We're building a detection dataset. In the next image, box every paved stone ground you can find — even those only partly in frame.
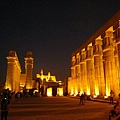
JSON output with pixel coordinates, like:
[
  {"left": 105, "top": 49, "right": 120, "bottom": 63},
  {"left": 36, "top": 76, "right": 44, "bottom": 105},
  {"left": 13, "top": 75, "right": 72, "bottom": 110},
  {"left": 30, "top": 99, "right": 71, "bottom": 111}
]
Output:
[{"left": 0, "top": 96, "right": 114, "bottom": 120}]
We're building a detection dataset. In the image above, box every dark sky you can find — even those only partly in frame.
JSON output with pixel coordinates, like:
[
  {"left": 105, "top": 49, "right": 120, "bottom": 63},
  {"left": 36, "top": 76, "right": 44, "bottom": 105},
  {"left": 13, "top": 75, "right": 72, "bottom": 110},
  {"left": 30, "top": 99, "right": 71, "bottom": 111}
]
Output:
[{"left": 0, "top": 0, "right": 120, "bottom": 83}]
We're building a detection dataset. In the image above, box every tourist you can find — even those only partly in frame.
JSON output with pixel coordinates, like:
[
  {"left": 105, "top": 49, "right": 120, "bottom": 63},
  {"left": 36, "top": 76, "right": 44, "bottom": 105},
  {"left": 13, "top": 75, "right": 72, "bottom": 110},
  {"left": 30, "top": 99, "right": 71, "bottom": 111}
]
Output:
[
  {"left": 17, "top": 92, "right": 20, "bottom": 103},
  {"left": 1, "top": 97, "right": 10, "bottom": 120},
  {"left": 79, "top": 93, "right": 84, "bottom": 105},
  {"left": 108, "top": 105, "right": 120, "bottom": 120},
  {"left": 110, "top": 90, "right": 114, "bottom": 105},
  {"left": 11, "top": 92, "right": 15, "bottom": 102}
]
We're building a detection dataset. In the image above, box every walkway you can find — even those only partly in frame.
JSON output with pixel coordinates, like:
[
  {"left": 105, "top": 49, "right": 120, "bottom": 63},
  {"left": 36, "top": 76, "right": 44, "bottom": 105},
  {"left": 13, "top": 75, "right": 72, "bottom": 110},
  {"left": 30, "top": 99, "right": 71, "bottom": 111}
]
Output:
[{"left": 0, "top": 96, "right": 114, "bottom": 120}]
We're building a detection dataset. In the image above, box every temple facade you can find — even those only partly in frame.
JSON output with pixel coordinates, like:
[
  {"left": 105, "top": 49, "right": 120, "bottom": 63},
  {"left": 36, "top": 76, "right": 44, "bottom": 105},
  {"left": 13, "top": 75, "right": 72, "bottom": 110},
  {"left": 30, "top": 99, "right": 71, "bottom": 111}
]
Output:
[
  {"left": 68, "top": 10, "right": 120, "bottom": 98},
  {"left": 5, "top": 50, "right": 35, "bottom": 92},
  {"left": 5, "top": 51, "right": 63, "bottom": 96}
]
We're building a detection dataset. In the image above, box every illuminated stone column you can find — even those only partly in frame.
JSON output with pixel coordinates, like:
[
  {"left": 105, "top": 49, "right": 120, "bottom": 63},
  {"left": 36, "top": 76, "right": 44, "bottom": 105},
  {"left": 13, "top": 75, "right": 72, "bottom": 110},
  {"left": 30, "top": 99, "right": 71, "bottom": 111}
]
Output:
[
  {"left": 75, "top": 53, "right": 80, "bottom": 94},
  {"left": 79, "top": 56, "right": 82, "bottom": 94},
  {"left": 74, "top": 61, "right": 79, "bottom": 95},
  {"left": 94, "top": 56, "right": 100, "bottom": 96},
  {"left": 70, "top": 56, "right": 76, "bottom": 94},
  {"left": 6, "top": 51, "right": 21, "bottom": 92},
  {"left": 114, "top": 20, "right": 120, "bottom": 93},
  {"left": 86, "top": 44, "right": 95, "bottom": 96},
  {"left": 94, "top": 55, "right": 105, "bottom": 96},
  {"left": 25, "top": 52, "right": 34, "bottom": 90},
  {"left": 68, "top": 77, "right": 72, "bottom": 94},
  {"left": 80, "top": 49, "right": 87, "bottom": 94},
  {"left": 70, "top": 67, "right": 76, "bottom": 94},
  {"left": 93, "top": 37, "right": 105, "bottom": 96},
  {"left": 117, "top": 44, "right": 120, "bottom": 81},
  {"left": 102, "top": 27, "right": 119, "bottom": 97},
  {"left": 68, "top": 77, "right": 75, "bottom": 95},
  {"left": 114, "top": 45, "right": 120, "bottom": 95},
  {"left": 80, "top": 63, "right": 85, "bottom": 93},
  {"left": 86, "top": 58, "right": 95, "bottom": 96}
]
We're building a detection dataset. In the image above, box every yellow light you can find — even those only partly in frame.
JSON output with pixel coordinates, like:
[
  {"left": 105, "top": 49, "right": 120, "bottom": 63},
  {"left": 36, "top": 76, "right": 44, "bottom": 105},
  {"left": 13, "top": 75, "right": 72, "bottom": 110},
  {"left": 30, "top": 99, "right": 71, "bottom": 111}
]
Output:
[
  {"left": 70, "top": 93, "right": 74, "bottom": 96},
  {"left": 95, "top": 84, "right": 99, "bottom": 95},
  {"left": 57, "top": 88, "right": 63, "bottom": 96},
  {"left": 104, "top": 96, "right": 108, "bottom": 98},
  {"left": 75, "top": 87, "right": 78, "bottom": 95},
  {"left": 47, "top": 88, "right": 52, "bottom": 96},
  {"left": 71, "top": 87, "right": 74, "bottom": 95},
  {"left": 93, "top": 95, "right": 97, "bottom": 98},
  {"left": 5, "top": 84, "right": 11, "bottom": 90},
  {"left": 33, "top": 90, "right": 38, "bottom": 93},
  {"left": 87, "top": 86, "right": 90, "bottom": 95},
  {"left": 106, "top": 84, "right": 110, "bottom": 96},
  {"left": 74, "top": 94, "right": 77, "bottom": 96},
  {"left": 20, "top": 84, "right": 24, "bottom": 87}
]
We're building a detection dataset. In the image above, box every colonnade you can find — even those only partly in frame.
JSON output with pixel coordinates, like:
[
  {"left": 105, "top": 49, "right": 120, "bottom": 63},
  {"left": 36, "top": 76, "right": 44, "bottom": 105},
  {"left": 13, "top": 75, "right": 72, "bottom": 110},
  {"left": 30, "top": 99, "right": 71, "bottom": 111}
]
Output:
[{"left": 68, "top": 11, "right": 120, "bottom": 98}]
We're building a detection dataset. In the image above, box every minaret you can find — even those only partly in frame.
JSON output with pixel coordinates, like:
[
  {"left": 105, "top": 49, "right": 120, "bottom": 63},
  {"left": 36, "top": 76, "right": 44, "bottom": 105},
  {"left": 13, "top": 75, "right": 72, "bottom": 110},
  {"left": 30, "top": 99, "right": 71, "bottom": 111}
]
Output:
[{"left": 24, "top": 52, "right": 34, "bottom": 90}]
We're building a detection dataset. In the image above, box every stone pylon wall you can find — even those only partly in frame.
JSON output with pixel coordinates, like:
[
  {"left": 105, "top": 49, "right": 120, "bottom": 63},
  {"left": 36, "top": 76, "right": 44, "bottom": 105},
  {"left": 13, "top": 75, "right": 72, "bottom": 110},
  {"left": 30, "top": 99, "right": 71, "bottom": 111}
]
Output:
[
  {"left": 68, "top": 10, "right": 120, "bottom": 98},
  {"left": 24, "top": 52, "right": 34, "bottom": 90},
  {"left": 5, "top": 51, "right": 21, "bottom": 92}
]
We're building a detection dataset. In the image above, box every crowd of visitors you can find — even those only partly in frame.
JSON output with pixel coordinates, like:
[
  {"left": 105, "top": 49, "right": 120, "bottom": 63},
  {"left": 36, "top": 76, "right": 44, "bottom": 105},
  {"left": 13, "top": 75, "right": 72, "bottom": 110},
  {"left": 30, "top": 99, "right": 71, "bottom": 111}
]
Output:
[
  {"left": 0, "top": 90, "right": 28, "bottom": 120},
  {"left": 2, "top": 89, "right": 120, "bottom": 120}
]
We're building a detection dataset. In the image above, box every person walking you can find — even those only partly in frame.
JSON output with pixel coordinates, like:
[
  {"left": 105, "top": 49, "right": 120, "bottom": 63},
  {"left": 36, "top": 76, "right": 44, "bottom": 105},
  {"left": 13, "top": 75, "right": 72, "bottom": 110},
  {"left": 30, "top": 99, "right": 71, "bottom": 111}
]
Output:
[
  {"left": 11, "top": 92, "right": 15, "bottom": 102},
  {"left": 79, "top": 93, "right": 84, "bottom": 105},
  {"left": 1, "top": 97, "right": 10, "bottom": 120},
  {"left": 110, "top": 90, "right": 114, "bottom": 105},
  {"left": 17, "top": 92, "right": 20, "bottom": 103}
]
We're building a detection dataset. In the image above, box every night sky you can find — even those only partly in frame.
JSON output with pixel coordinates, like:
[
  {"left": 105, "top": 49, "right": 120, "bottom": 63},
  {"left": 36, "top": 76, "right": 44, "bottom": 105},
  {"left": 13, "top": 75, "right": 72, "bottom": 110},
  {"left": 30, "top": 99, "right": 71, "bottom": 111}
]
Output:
[{"left": 0, "top": 1, "right": 120, "bottom": 83}]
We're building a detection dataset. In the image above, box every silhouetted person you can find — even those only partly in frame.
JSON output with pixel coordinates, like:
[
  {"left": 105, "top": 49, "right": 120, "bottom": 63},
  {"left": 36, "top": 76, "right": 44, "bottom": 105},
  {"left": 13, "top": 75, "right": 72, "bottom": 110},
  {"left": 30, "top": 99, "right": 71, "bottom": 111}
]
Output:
[
  {"left": 1, "top": 97, "right": 10, "bottom": 120},
  {"left": 79, "top": 94, "right": 84, "bottom": 105},
  {"left": 110, "top": 90, "right": 114, "bottom": 105},
  {"left": 109, "top": 105, "right": 120, "bottom": 120},
  {"left": 17, "top": 92, "right": 20, "bottom": 103},
  {"left": 11, "top": 92, "right": 15, "bottom": 102}
]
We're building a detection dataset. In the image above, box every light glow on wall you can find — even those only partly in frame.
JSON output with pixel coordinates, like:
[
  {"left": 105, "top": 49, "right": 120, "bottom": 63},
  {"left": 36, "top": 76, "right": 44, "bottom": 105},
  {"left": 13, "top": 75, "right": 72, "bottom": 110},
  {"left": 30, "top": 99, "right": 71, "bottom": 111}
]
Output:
[
  {"left": 47, "top": 88, "right": 52, "bottom": 96},
  {"left": 106, "top": 84, "right": 110, "bottom": 96},
  {"left": 95, "top": 84, "right": 99, "bottom": 95},
  {"left": 93, "top": 95, "right": 97, "bottom": 98},
  {"left": 57, "top": 88, "right": 63, "bottom": 96},
  {"left": 5, "top": 84, "right": 11, "bottom": 91},
  {"left": 75, "top": 87, "right": 78, "bottom": 95},
  {"left": 104, "top": 96, "right": 108, "bottom": 98},
  {"left": 80, "top": 89, "right": 83, "bottom": 95},
  {"left": 71, "top": 87, "right": 74, "bottom": 95},
  {"left": 86, "top": 86, "right": 90, "bottom": 95}
]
